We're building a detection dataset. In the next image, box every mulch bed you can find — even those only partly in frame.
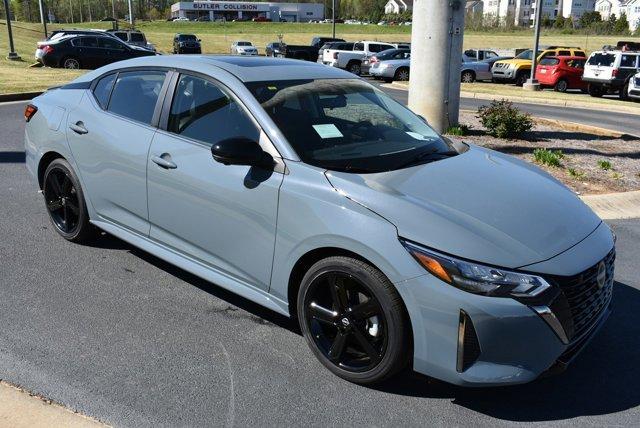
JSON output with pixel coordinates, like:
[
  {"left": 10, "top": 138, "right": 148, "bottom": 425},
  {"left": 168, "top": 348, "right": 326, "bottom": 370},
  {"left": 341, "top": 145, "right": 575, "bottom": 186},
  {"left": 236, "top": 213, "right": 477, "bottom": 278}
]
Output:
[{"left": 450, "top": 111, "right": 640, "bottom": 195}]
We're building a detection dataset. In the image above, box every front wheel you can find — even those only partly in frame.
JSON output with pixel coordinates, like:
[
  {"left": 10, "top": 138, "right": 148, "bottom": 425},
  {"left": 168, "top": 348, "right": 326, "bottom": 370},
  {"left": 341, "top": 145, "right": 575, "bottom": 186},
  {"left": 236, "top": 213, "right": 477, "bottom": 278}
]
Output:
[
  {"left": 297, "top": 256, "right": 410, "bottom": 384},
  {"left": 42, "top": 158, "right": 97, "bottom": 243},
  {"left": 347, "top": 61, "right": 362, "bottom": 75},
  {"left": 461, "top": 70, "right": 475, "bottom": 83},
  {"left": 515, "top": 71, "right": 529, "bottom": 87}
]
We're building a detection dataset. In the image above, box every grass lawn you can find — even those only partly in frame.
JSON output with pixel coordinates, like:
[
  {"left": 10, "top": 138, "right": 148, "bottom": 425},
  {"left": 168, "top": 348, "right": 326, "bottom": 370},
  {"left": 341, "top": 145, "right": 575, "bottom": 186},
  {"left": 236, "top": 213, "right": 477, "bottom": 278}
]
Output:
[{"left": 1, "top": 20, "right": 638, "bottom": 94}]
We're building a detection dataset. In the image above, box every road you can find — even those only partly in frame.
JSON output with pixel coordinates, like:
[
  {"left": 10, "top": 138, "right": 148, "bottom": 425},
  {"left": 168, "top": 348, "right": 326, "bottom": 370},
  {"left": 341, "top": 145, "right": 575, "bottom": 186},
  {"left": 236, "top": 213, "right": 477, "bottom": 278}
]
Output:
[
  {"left": 375, "top": 83, "right": 640, "bottom": 137},
  {"left": 1, "top": 99, "right": 639, "bottom": 427}
]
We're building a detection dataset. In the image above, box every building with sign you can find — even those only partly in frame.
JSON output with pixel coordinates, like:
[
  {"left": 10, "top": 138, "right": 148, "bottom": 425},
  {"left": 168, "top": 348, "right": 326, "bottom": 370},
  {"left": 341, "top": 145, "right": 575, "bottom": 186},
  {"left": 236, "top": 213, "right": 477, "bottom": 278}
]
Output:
[{"left": 170, "top": 1, "right": 324, "bottom": 22}]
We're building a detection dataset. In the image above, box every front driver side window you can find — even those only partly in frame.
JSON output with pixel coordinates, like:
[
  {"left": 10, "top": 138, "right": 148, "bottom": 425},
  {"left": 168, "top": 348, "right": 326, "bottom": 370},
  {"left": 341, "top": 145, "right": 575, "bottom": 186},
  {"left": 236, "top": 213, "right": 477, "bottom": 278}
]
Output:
[{"left": 167, "top": 74, "right": 260, "bottom": 146}]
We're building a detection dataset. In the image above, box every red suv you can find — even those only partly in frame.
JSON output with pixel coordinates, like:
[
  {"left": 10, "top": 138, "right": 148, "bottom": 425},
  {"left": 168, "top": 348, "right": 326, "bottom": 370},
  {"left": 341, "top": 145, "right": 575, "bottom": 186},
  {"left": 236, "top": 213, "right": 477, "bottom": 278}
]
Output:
[{"left": 536, "top": 56, "right": 588, "bottom": 92}]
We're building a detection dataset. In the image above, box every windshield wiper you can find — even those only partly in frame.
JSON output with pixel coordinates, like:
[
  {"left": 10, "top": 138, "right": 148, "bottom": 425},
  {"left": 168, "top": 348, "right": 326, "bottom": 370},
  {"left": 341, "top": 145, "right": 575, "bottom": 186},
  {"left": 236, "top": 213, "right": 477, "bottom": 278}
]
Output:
[{"left": 395, "top": 150, "right": 458, "bottom": 170}]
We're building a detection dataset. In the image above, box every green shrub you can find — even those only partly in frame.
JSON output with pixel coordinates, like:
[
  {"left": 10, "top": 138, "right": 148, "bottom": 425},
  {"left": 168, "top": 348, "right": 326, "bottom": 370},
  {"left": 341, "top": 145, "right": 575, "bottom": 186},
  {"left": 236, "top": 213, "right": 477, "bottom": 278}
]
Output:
[
  {"left": 568, "top": 168, "right": 585, "bottom": 179},
  {"left": 477, "top": 100, "right": 533, "bottom": 139},
  {"left": 598, "top": 160, "right": 612, "bottom": 170},
  {"left": 533, "top": 148, "right": 564, "bottom": 167},
  {"left": 445, "top": 124, "right": 470, "bottom": 136}
]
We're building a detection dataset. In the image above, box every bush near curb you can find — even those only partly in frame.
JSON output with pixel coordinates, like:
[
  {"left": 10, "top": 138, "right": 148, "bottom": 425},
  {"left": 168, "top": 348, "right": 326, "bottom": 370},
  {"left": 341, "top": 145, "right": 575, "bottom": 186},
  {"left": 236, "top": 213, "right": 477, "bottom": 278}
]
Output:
[{"left": 477, "top": 100, "right": 533, "bottom": 139}]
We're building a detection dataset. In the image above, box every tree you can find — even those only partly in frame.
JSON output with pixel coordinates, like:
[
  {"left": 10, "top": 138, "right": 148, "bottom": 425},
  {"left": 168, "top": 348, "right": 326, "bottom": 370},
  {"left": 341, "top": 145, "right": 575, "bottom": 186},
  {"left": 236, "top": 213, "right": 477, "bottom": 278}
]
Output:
[
  {"left": 554, "top": 15, "right": 565, "bottom": 29},
  {"left": 614, "top": 12, "right": 630, "bottom": 34},
  {"left": 541, "top": 14, "right": 552, "bottom": 28},
  {"left": 579, "top": 11, "right": 602, "bottom": 28},
  {"left": 564, "top": 16, "right": 574, "bottom": 30}
]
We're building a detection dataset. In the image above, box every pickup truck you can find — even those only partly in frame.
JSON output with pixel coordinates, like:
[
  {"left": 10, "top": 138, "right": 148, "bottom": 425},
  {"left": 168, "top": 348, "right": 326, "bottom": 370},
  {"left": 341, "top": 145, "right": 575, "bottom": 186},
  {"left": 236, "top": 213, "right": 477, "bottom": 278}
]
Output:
[
  {"left": 283, "top": 37, "right": 345, "bottom": 61},
  {"left": 321, "top": 40, "right": 397, "bottom": 75}
]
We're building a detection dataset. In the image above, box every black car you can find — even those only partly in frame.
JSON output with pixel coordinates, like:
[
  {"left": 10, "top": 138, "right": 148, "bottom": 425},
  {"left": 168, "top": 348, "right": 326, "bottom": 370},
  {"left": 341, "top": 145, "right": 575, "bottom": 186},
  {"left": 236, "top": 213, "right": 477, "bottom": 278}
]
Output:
[
  {"left": 39, "top": 34, "right": 156, "bottom": 69},
  {"left": 265, "top": 41, "right": 285, "bottom": 57},
  {"left": 173, "top": 34, "right": 202, "bottom": 54}
]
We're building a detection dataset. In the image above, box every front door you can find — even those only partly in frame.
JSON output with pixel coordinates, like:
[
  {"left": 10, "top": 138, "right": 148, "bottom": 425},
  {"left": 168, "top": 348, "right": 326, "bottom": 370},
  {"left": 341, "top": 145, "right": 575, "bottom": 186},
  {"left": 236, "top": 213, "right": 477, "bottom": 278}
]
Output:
[
  {"left": 67, "top": 69, "right": 168, "bottom": 235},
  {"left": 146, "top": 74, "right": 283, "bottom": 290}
]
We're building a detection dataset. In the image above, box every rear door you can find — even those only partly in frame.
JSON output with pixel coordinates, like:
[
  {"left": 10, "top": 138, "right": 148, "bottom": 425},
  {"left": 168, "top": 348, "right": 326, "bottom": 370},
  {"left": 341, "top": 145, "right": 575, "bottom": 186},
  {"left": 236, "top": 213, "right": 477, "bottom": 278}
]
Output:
[
  {"left": 146, "top": 73, "right": 284, "bottom": 290},
  {"left": 66, "top": 69, "right": 169, "bottom": 235}
]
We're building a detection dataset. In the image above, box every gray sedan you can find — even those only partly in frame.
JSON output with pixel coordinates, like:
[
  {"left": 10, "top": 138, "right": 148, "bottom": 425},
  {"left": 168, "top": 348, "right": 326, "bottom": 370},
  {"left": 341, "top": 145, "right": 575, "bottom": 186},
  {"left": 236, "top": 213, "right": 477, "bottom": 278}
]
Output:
[
  {"left": 25, "top": 55, "right": 614, "bottom": 387},
  {"left": 370, "top": 58, "right": 493, "bottom": 83}
]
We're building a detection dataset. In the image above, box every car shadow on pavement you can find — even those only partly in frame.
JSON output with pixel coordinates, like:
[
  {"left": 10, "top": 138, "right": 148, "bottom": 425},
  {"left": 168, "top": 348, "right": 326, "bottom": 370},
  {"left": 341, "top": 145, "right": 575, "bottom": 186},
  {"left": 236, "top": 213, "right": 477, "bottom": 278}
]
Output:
[{"left": 376, "top": 281, "right": 640, "bottom": 422}]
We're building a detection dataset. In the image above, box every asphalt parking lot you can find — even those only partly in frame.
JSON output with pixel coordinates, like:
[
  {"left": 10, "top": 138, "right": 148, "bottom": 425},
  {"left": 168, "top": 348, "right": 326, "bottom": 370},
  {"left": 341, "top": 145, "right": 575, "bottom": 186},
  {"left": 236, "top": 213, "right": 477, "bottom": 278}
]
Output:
[{"left": 1, "top": 99, "right": 640, "bottom": 426}]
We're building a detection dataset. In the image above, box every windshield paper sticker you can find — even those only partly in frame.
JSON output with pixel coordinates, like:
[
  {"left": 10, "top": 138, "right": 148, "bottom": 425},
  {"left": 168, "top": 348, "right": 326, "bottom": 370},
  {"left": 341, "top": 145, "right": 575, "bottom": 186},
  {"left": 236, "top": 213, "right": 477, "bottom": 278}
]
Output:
[
  {"left": 313, "top": 124, "right": 344, "bottom": 139},
  {"left": 406, "top": 131, "right": 429, "bottom": 140}
]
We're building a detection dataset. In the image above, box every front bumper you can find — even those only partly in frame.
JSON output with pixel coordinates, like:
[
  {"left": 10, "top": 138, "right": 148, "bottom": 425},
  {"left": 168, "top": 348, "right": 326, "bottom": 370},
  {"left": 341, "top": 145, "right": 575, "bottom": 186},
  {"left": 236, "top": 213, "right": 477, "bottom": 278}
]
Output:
[
  {"left": 491, "top": 69, "right": 516, "bottom": 82},
  {"left": 178, "top": 47, "right": 202, "bottom": 54},
  {"left": 628, "top": 81, "right": 640, "bottom": 99},
  {"left": 397, "top": 222, "right": 615, "bottom": 387}
]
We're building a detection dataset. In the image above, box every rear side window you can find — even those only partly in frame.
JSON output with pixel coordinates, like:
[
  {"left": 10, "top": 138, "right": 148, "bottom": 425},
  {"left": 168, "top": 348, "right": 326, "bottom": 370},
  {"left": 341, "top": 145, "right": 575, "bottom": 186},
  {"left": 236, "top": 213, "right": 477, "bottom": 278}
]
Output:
[
  {"left": 558, "top": 50, "right": 571, "bottom": 56},
  {"left": 108, "top": 71, "right": 166, "bottom": 125},
  {"left": 620, "top": 54, "right": 638, "bottom": 68},
  {"left": 354, "top": 43, "right": 364, "bottom": 51},
  {"left": 573, "top": 51, "right": 586, "bottom": 57},
  {"left": 113, "top": 32, "right": 127, "bottom": 41},
  {"left": 539, "top": 58, "right": 559, "bottom": 66},
  {"left": 74, "top": 37, "right": 98, "bottom": 47},
  {"left": 93, "top": 73, "right": 116, "bottom": 108},
  {"left": 167, "top": 74, "right": 260, "bottom": 146},
  {"left": 587, "top": 53, "right": 615, "bottom": 66},
  {"left": 130, "top": 33, "right": 144, "bottom": 42},
  {"left": 99, "top": 37, "right": 125, "bottom": 50}
]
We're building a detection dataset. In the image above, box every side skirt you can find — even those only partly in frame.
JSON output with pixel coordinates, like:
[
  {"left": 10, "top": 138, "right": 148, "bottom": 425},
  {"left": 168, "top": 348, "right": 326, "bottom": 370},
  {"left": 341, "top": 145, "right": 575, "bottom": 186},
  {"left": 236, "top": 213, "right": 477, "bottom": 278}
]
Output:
[{"left": 91, "top": 219, "right": 290, "bottom": 317}]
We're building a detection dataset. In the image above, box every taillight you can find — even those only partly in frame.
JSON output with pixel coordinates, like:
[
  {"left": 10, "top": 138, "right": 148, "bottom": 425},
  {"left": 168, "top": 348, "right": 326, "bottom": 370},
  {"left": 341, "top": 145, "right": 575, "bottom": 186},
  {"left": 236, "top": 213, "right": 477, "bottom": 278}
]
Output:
[
  {"left": 333, "top": 52, "right": 339, "bottom": 60},
  {"left": 24, "top": 104, "right": 38, "bottom": 122},
  {"left": 612, "top": 68, "right": 618, "bottom": 77},
  {"left": 371, "top": 56, "right": 378, "bottom": 63},
  {"left": 41, "top": 45, "right": 54, "bottom": 55}
]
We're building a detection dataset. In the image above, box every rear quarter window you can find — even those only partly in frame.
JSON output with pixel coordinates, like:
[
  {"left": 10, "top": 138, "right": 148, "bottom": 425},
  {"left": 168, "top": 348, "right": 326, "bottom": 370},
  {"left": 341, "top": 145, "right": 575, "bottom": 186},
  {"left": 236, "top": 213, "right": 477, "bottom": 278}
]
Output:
[
  {"left": 587, "top": 53, "right": 616, "bottom": 67},
  {"left": 93, "top": 74, "right": 117, "bottom": 109},
  {"left": 539, "top": 58, "right": 559, "bottom": 66},
  {"left": 620, "top": 54, "right": 639, "bottom": 68}
]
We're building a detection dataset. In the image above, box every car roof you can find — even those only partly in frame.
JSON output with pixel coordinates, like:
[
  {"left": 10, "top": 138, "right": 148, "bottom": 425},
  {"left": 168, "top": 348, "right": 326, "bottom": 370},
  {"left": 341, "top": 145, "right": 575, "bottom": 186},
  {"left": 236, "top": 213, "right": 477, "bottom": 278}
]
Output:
[{"left": 73, "top": 55, "right": 356, "bottom": 83}]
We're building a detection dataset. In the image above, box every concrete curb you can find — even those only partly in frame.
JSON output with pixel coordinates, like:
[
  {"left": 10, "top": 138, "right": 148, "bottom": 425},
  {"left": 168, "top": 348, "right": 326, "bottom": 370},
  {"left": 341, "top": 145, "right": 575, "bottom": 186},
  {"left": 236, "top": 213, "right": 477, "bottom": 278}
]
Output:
[
  {"left": 386, "top": 82, "right": 640, "bottom": 116},
  {"left": 581, "top": 190, "right": 640, "bottom": 220},
  {"left": 0, "top": 92, "right": 43, "bottom": 103},
  {"left": 0, "top": 380, "right": 107, "bottom": 427}
]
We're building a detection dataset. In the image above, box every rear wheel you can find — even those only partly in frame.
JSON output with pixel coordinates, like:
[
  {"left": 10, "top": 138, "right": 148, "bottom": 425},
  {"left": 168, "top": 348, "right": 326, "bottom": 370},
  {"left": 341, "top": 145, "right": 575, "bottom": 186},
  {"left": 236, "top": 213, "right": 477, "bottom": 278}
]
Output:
[
  {"left": 42, "top": 158, "right": 97, "bottom": 243},
  {"left": 62, "top": 57, "right": 80, "bottom": 69},
  {"left": 394, "top": 67, "right": 410, "bottom": 82},
  {"left": 619, "top": 82, "right": 630, "bottom": 101},
  {"left": 554, "top": 79, "right": 569, "bottom": 93},
  {"left": 297, "top": 256, "right": 410, "bottom": 384},
  {"left": 347, "top": 61, "right": 362, "bottom": 75},
  {"left": 588, "top": 83, "right": 603, "bottom": 97},
  {"left": 461, "top": 70, "right": 475, "bottom": 83}
]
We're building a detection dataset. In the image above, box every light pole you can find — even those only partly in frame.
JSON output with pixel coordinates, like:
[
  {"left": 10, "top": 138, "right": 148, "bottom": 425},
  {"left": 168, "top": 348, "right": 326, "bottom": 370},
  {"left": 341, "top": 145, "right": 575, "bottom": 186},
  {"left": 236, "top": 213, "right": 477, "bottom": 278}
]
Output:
[
  {"left": 408, "top": 0, "right": 465, "bottom": 132},
  {"left": 127, "top": 0, "right": 133, "bottom": 25},
  {"left": 524, "top": 0, "right": 543, "bottom": 91},
  {"left": 3, "top": 0, "right": 21, "bottom": 60},
  {"left": 38, "top": 0, "right": 48, "bottom": 38},
  {"left": 331, "top": 0, "right": 336, "bottom": 38}
]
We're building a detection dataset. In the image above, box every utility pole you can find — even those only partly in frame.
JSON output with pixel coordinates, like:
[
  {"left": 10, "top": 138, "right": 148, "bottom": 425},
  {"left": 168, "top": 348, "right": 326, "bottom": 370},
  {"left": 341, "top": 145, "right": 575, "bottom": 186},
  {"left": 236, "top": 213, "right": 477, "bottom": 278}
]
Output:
[
  {"left": 3, "top": 0, "right": 21, "bottom": 60},
  {"left": 524, "top": 0, "right": 543, "bottom": 91},
  {"left": 112, "top": 0, "right": 115, "bottom": 20},
  {"left": 331, "top": 0, "right": 335, "bottom": 38},
  {"left": 38, "top": 0, "right": 48, "bottom": 38},
  {"left": 408, "top": 0, "right": 466, "bottom": 133}
]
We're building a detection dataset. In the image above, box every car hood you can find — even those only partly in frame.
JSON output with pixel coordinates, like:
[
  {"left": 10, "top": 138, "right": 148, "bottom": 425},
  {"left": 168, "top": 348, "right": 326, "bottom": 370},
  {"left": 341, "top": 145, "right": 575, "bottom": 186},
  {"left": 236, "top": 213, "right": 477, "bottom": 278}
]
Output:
[{"left": 324, "top": 145, "right": 601, "bottom": 269}]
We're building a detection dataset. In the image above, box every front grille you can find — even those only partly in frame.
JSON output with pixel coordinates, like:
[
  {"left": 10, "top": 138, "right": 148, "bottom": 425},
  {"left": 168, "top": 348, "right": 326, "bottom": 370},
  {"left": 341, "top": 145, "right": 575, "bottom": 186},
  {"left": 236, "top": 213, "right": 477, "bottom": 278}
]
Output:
[{"left": 551, "top": 248, "right": 615, "bottom": 342}]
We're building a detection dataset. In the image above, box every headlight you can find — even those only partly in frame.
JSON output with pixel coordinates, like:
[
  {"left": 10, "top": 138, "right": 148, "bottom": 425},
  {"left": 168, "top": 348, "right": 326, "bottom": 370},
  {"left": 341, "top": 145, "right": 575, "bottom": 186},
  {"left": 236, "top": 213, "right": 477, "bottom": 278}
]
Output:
[{"left": 401, "top": 240, "right": 551, "bottom": 298}]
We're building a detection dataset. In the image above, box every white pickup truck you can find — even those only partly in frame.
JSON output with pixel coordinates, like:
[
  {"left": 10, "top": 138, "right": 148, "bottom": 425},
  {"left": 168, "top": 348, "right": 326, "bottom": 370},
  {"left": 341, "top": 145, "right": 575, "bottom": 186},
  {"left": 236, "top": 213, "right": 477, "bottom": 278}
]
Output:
[{"left": 321, "top": 40, "right": 397, "bottom": 75}]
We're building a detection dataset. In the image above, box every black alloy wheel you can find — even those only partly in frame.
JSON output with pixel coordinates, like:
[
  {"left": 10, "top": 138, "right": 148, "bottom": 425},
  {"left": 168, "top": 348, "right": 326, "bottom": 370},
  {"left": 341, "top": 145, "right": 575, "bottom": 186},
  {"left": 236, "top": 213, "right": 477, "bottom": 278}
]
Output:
[
  {"left": 42, "top": 158, "right": 97, "bottom": 243},
  {"left": 298, "top": 257, "right": 410, "bottom": 384}
]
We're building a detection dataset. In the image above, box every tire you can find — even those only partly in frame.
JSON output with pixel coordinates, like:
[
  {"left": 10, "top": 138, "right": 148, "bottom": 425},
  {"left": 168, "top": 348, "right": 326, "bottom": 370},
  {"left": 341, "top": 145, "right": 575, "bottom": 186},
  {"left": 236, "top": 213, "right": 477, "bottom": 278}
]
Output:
[
  {"left": 42, "top": 158, "right": 97, "bottom": 243},
  {"left": 62, "top": 57, "right": 80, "bottom": 70},
  {"left": 619, "top": 82, "right": 630, "bottom": 101},
  {"left": 515, "top": 71, "right": 529, "bottom": 87},
  {"left": 588, "top": 83, "right": 603, "bottom": 97},
  {"left": 297, "top": 256, "right": 410, "bottom": 384},
  {"left": 347, "top": 61, "right": 362, "bottom": 75},
  {"left": 461, "top": 70, "right": 475, "bottom": 83},
  {"left": 554, "top": 79, "right": 569, "bottom": 93},
  {"left": 394, "top": 67, "right": 410, "bottom": 82}
]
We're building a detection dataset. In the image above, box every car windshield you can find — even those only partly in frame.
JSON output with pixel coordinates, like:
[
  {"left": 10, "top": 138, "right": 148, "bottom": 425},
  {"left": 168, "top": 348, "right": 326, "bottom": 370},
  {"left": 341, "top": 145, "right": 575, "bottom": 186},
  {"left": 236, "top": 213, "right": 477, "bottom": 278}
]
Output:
[
  {"left": 587, "top": 53, "right": 616, "bottom": 66},
  {"left": 180, "top": 35, "right": 197, "bottom": 41},
  {"left": 515, "top": 50, "right": 542, "bottom": 60},
  {"left": 130, "top": 33, "right": 144, "bottom": 42},
  {"left": 246, "top": 79, "right": 462, "bottom": 173},
  {"left": 237, "top": 42, "right": 252, "bottom": 46}
]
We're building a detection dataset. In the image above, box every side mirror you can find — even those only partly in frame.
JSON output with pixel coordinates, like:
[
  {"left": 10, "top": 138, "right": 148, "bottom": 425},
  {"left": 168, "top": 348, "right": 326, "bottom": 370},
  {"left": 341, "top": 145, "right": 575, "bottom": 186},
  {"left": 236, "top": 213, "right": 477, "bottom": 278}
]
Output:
[{"left": 211, "top": 137, "right": 272, "bottom": 167}]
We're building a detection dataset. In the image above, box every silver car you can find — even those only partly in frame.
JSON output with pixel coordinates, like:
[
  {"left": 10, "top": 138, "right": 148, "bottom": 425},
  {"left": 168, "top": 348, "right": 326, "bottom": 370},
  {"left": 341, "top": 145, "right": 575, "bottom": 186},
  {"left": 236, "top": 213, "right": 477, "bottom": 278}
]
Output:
[
  {"left": 369, "top": 57, "right": 410, "bottom": 82},
  {"left": 461, "top": 60, "right": 493, "bottom": 83},
  {"left": 230, "top": 40, "right": 258, "bottom": 56},
  {"left": 629, "top": 71, "right": 640, "bottom": 101},
  {"left": 25, "top": 56, "right": 615, "bottom": 386}
]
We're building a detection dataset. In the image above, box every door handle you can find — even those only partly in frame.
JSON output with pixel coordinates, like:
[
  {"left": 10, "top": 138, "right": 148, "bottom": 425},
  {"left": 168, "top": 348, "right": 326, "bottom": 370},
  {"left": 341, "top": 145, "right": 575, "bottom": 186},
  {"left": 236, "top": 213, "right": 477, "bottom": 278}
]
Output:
[
  {"left": 69, "top": 121, "right": 88, "bottom": 135},
  {"left": 151, "top": 154, "right": 177, "bottom": 169}
]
